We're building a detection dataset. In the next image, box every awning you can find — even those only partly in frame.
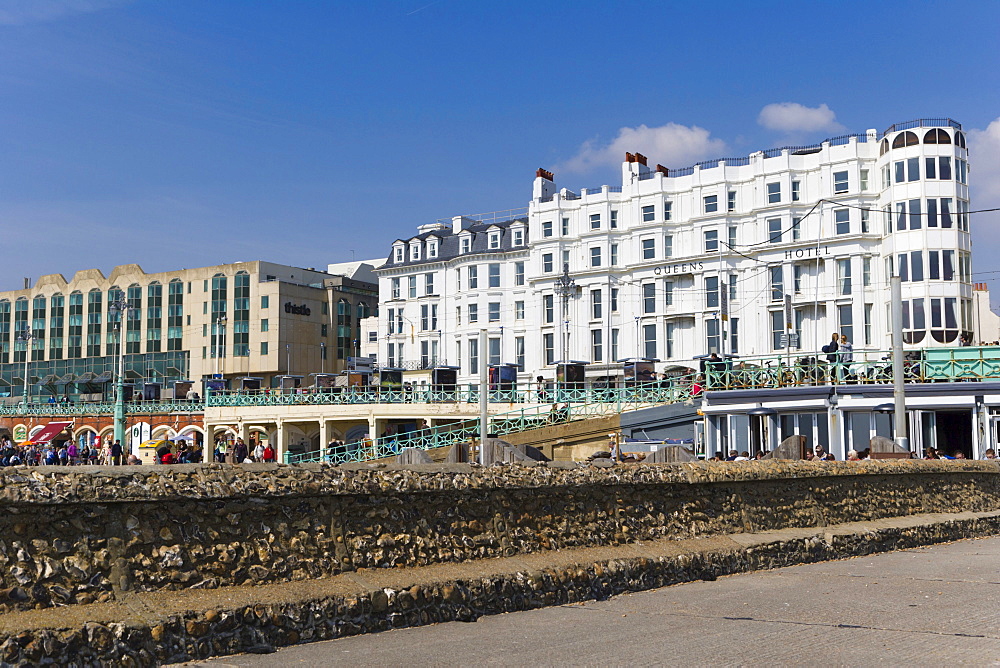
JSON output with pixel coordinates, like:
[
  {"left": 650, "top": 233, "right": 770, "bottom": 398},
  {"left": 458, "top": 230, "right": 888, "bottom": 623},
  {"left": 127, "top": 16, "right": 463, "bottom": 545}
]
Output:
[
  {"left": 36, "top": 374, "right": 60, "bottom": 386},
  {"left": 93, "top": 371, "right": 114, "bottom": 384},
  {"left": 76, "top": 372, "right": 98, "bottom": 384},
  {"left": 24, "top": 421, "right": 73, "bottom": 445},
  {"left": 57, "top": 373, "right": 77, "bottom": 384}
]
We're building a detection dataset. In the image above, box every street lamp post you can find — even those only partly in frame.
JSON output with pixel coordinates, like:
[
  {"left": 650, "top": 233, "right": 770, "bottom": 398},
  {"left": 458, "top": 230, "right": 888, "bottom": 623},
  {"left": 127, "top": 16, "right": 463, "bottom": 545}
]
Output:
[
  {"left": 18, "top": 328, "right": 33, "bottom": 404},
  {"left": 108, "top": 299, "right": 132, "bottom": 448},
  {"left": 320, "top": 341, "right": 326, "bottom": 374},
  {"left": 215, "top": 314, "right": 227, "bottom": 378}
]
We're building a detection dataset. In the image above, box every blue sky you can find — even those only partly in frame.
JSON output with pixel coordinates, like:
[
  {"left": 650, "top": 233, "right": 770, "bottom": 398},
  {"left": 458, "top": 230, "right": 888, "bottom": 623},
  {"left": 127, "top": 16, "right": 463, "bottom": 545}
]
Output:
[{"left": 2, "top": 0, "right": 1000, "bottom": 298}]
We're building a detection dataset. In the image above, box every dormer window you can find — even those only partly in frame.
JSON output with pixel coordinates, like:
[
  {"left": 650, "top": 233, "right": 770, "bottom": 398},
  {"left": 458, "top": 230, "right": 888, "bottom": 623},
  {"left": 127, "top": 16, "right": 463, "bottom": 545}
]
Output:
[
  {"left": 393, "top": 245, "right": 404, "bottom": 263},
  {"left": 512, "top": 228, "right": 525, "bottom": 246},
  {"left": 410, "top": 243, "right": 421, "bottom": 261},
  {"left": 460, "top": 235, "right": 471, "bottom": 254},
  {"left": 428, "top": 239, "right": 438, "bottom": 258},
  {"left": 489, "top": 232, "right": 501, "bottom": 249}
]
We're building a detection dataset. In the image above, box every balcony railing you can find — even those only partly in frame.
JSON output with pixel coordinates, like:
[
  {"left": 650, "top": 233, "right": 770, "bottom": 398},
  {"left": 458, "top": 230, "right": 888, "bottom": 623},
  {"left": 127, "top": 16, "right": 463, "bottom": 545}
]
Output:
[
  {"left": 0, "top": 401, "right": 205, "bottom": 417},
  {"left": 701, "top": 346, "right": 1000, "bottom": 391}
]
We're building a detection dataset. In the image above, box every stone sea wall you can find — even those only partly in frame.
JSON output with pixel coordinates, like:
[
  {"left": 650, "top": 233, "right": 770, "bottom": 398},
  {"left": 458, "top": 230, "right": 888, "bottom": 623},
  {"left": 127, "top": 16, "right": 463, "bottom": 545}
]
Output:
[{"left": 0, "top": 460, "right": 998, "bottom": 613}]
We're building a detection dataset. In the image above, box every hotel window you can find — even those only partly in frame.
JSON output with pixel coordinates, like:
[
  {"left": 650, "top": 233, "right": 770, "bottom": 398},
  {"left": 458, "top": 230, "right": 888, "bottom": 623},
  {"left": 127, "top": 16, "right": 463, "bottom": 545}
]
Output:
[
  {"left": 924, "top": 157, "right": 937, "bottom": 180},
  {"left": 643, "top": 324, "right": 657, "bottom": 359},
  {"left": 611, "top": 287, "right": 619, "bottom": 312},
  {"left": 728, "top": 274, "right": 737, "bottom": 301},
  {"left": 408, "top": 276, "right": 417, "bottom": 298},
  {"left": 610, "top": 243, "right": 619, "bottom": 266},
  {"left": 543, "top": 294, "right": 554, "bottom": 323},
  {"left": 860, "top": 169, "right": 869, "bottom": 191},
  {"left": 420, "top": 305, "right": 429, "bottom": 330},
  {"left": 261, "top": 342, "right": 268, "bottom": 356},
  {"left": 561, "top": 217, "right": 570, "bottom": 235},
  {"left": 515, "top": 300, "right": 525, "bottom": 320},
  {"left": 767, "top": 182, "right": 780, "bottom": 204},
  {"left": 591, "top": 330, "right": 603, "bottom": 362},
  {"left": 391, "top": 278, "right": 400, "bottom": 300},
  {"left": 838, "top": 259, "right": 852, "bottom": 295},
  {"left": 591, "top": 289, "right": 603, "bottom": 319},
  {"left": 704, "top": 229, "right": 719, "bottom": 253},
  {"left": 261, "top": 295, "right": 269, "bottom": 309},
  {"left": 863, "top": 257, "right": 872, "bottom": 286},
  {"left": 543, "top": 333, "right": 554, "bottom": 365},
  {"left": 428, "top": 240, "right": 438, "bottom": 258},
  {"left": 861, "top": 208, "right": 870, "bottom": 233},
  {"left": 770, "top": 312, "right": 784, "bottom": 350},
  {"left": 727, "top": 191, "right": 736, "bottom": 212},
  {"left": 907, "top": 157, "right": 919, "bottom": 182},
  {"left": 707, "top": 318, "right": 721, "bottom": 354},
  {"left": 791, "top": 180, "right": 800, "bottom": 202},
  {"left": 642, "top": 283, "right": 656, "bottom": 314},
  {"left": 515, "top": 336, "right": 525, "bottom": 371},
  {"left": 514, "top": 261, "right": 525, "bottom": 286},
  {"left": 705, "top": 276, "right": 719, "bottom": 309},
  {"left": 488, "top": 337, "right": 500, "bottom": 365},
  {"left": 793, "top": 265, "right": 803, "bottom": 294},
  {"left": 728, "top": 226, "right": 736, "bottom": 249},
  {"left": 894, "top": 161, "right": 904, "bottom": 184},
  {"left": 468, "top": 303, "right": 478, "bottom": 323},
  {"left": 488, "top": 302, "right": 500, "bottom": 322},
  {"left": 908, "top": 199, "right": 921, "bottom": 230},
  {"left": 664, "top": 280, "right": 674, "bottom": 307},
  {"left": 941, "top": 198, "right": 953, "bottom": 228},
  {"left": 641, "top": 205, "right": 655, "bottom": 222},
  {"left": 664, "top": 235, "right": 673, "bottom": 258},
  {"left": 512, "top": 228, "right": 524, "bottom": 246},
  {"left": 261, "top": 318, "right": 269, "bottom": 332},
  {"left": 468, "top": 265, "right": 478, "bottom": 288},
  {"left": 910, "top": 251, "right": 924, "bottom": 282},
  {"left": 542, "top": 221, "right": 553, "bottom": 237},
  {"left": 926, "top": 199, "right": 938, "bottom": 227},
  {"left": 394, "top": 246, "right": 404, "bottom": 263},
  {"left": 542, "top": 253, "right": 553, "bottom": 273},
  {"left": 488, "top": 263, "right": 500, "bottom": 288},
  {"left": 562, "top": 250, "right": 570, "bottom": 269},
  {"left": 460, "top": 236, "right": 471, "bottom": 254},
  {"left": 611, "top": 328, "right": 619, "bottom": 361},
  {"left": 833, "top": 171, "right": 848, "bottom": 194},
  {"left": 488, "top": 232, "right": 500, "bottom": 249},
  {"left": 590, "top": 213, "right": 601, "bottom": 230},
  {"left": 835, "top": 208, "right": 850, "bottom": 235},
  {"left": 864, "top": 304, "right": 873, "bottom": 345},
  {"left": 939, "top": 157, "right": 952, "bottom": 180},
  {"left": 591, "top": 246, "right": 602, "bottom": 267},
  {"left": 641, "top": 238, "right": 655, "bottom": 260},
  {"left": 767, "top": 218, "right": 782, "bottom": 243},
  {"left": 410, "top": 244, "right": 420, "bottom": 261},
  {"left": 792, "top": 216, "right": 801, "bottom": 240},
  {"left": 469, "top": 338, "right": 479, "bottom": 375},
  {"left": 882, "top": 164, "right": 891, "bottom": 189},
  {"left": 610, "top": 210, "right": 618, "bottom": 228},
  {"left": 838, "top": 304, "right": 853, "bottom": 344},
  {"left": 425, "top": 273, "right": 435, "bottom": 295},
  {"left": 770, "top": 266, "right": 783, "bottom": 301},
  {"left": 703, "top": 195, "right": 718, "bottom": 213},
  {"left": 663, "top": 201, "right": 672, "bottom": 221}
]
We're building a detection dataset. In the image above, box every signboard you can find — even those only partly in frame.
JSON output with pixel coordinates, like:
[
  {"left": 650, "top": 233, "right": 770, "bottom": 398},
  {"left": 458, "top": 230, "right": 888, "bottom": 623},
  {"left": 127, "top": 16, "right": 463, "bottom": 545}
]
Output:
[
  {"left": 129, "top": 421, "right": 151, "bottom": 452},
  {"left": 12, "top": 425, "right": 27, "bottom": 442},
  {"left": 784, "top": 294, "right": 793, "bottom": 329},
  {"left": 624, "top": 361, "right": 656, "bottom": 386},
  {"left": 349, "top": 356, "right": 374, "bottom": 371}
]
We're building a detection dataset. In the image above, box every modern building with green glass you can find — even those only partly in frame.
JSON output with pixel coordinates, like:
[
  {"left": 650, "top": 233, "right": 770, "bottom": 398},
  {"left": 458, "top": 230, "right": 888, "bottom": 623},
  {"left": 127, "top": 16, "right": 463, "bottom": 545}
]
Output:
[{"left": 0, "top": 261, "right": 376, "bottom": 402}]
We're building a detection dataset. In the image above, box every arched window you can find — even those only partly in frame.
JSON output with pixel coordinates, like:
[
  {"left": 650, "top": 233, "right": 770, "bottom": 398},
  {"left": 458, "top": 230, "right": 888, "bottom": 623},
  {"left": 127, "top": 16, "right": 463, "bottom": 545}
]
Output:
[
  {"left": 923, "top": 129, "right": 951, "bottom": 144},
  {"left": 891, "top": 131, "right": 919, "bottom": 149},
  {"left": 955, "top": 131, "right": 967, "bottom": 149},
  {"left": 880, "top": 138, "right": 889, "bottom": 155},
  {"left": 356, "top": 301, "right": 370, "bottom": 320}
]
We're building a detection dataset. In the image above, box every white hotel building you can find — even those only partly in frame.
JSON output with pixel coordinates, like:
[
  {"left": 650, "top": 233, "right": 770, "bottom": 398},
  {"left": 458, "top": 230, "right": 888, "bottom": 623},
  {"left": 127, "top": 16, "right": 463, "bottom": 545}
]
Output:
[{"left": 377, "top": 119, "right": 975, "bottom": 385}]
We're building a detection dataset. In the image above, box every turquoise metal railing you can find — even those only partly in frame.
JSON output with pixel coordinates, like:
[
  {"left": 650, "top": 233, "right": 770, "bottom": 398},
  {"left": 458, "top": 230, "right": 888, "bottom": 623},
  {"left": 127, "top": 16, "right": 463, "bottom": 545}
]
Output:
[
  {"left": 0, "top": 401, "right": 205, "bottom": 417},
  {"left": 285, "top": 383, "right": 697, "bottom": 465},
  {"left": 702, "top": 346, "right": 1000, "bottom": 391}
]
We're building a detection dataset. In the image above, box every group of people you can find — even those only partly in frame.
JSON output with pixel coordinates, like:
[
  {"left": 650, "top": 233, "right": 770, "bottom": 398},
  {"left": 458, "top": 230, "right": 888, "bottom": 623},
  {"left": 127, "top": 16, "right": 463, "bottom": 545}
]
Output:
[
  {"left": 0, "top": 434, "right": 135, "bottom": 466},
  {"left": 212, "top": 437, "right": 275, "bottom": 464}
]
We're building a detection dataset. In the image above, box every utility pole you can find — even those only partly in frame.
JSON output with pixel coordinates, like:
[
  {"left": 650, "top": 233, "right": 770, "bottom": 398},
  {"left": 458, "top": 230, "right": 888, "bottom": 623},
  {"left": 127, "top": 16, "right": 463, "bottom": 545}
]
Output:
[
  {"left": 18, "top": 328, "right": 33, "bottom": 404},
  {"left": 555, "top": 263, "right": 576, "bottom": 362},
  {"left": 108, "top": 299, "right": 132, "bottom": 449},
  {"left": 890, "top": 276, "right": 908, "bottom": 450}
]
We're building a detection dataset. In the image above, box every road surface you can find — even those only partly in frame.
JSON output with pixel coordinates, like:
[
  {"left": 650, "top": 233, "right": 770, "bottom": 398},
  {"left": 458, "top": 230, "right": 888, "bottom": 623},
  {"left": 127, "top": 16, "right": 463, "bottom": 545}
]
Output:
[{"left": 186, "top": 536, "right": 1000, "bottom": 666}]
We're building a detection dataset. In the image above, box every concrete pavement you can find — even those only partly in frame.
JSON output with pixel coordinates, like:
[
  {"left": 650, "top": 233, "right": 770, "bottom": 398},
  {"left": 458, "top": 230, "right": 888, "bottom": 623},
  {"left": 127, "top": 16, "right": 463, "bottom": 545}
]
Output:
[{"left": 186, "top": 535, "right": 1000, "bottom": 666}]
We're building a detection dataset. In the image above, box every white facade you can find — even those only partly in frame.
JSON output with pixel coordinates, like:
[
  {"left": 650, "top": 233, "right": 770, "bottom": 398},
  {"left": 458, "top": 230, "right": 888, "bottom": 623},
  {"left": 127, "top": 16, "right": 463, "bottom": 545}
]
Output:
[{"left": 378, "top": 119, "right": 975, "bottom": 385}]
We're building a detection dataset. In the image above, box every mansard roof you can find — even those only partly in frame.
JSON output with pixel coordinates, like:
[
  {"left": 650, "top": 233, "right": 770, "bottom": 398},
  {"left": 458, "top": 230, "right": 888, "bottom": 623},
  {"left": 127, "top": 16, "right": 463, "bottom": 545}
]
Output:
[{"left": 381, "top": 217, "right": 528, "bottom": 269}]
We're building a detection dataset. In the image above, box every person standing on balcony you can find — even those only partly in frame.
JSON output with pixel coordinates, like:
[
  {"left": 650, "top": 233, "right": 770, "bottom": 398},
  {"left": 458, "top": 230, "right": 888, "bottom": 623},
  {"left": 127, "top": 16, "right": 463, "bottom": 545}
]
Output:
[
  {"left": 822, "top": 332, "right": 840, "bottom": 382},
  {"left": 839, "top": 334, "right": 854, "bottom": 381}
]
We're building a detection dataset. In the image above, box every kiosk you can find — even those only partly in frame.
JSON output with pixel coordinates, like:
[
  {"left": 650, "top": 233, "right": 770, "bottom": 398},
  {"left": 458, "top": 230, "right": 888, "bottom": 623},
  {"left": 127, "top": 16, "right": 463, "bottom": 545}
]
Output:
[
  {"left": 488, "top": 364, "right": 519, "bottom": 392},
  {"left": 621, "top": 358, "right": 658, "bottom": 387},
  {"left": 555, "top": 361, "right": 588, "bottom": 390},
  {"left": 235, "top": 377, "right": 263, "bottom": 391},
  {"left": 378, "top": 368, "right": 404, "bottom": 392},
  {"left": 431, "top": 366, "right": 459, "bottom": 396}
]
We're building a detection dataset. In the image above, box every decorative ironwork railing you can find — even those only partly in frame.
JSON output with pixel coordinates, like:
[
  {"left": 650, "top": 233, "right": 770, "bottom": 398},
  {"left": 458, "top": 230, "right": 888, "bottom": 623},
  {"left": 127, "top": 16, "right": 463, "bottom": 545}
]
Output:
[
  {"left": 284, "top": 383, "right": 698, "bottom": 465},
  {"left": 0, "top": 401, "right": 205, "bottom": 417},
  {"left": 700, "top": 346, "right": 1000, "bottom": 391}
]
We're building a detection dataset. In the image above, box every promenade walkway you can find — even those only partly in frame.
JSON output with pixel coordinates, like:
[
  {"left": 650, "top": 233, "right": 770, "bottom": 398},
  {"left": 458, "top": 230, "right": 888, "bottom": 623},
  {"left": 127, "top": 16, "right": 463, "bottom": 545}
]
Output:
[{"left": 190, "top": 534, "right": 1000, "bottom": 666}]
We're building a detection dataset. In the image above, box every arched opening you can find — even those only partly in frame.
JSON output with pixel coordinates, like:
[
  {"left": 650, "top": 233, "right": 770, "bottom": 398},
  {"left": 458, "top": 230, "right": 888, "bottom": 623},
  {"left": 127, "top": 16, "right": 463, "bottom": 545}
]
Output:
[
  {"left": 923, "top": 128, "right": 951, "bottom": 144},
  {"left": 892, "top": 131, "right": 919, "bottom": 149}
]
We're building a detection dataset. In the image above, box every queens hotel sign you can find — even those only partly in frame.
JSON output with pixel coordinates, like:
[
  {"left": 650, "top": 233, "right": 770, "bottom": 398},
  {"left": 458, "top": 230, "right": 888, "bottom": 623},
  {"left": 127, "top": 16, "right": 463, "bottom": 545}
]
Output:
[{"left": 651, "top": 245, "right": 832, "bottom": 276}]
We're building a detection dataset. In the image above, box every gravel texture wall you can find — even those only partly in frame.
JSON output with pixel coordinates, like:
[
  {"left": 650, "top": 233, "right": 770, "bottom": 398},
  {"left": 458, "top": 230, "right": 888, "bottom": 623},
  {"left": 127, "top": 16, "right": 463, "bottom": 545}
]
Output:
[{"left": 0, "top": 459, "right": 998, "bottom": 615}]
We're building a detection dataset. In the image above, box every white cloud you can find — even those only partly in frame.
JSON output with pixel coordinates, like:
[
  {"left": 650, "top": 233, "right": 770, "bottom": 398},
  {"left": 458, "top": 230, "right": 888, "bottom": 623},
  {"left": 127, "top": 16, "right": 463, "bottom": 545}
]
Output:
[
  {"left": 0, "top": 0, "right": 128, "bottom": 26},
  {"left": 967, "top": 118, "right": 1000, "bottom": 304},
  {"left": 559, "top": 122, "right": 727, "bottom": 174},
  {"left": 757, "top": 102, "right": 845, "bottom": 134}
]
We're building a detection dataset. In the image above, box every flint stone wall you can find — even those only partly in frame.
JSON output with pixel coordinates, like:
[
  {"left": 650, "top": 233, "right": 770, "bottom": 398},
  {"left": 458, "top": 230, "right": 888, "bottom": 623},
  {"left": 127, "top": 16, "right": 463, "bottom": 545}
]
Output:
[{"left": 0, "top": 459, "right": 998, "bottom": 612}]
